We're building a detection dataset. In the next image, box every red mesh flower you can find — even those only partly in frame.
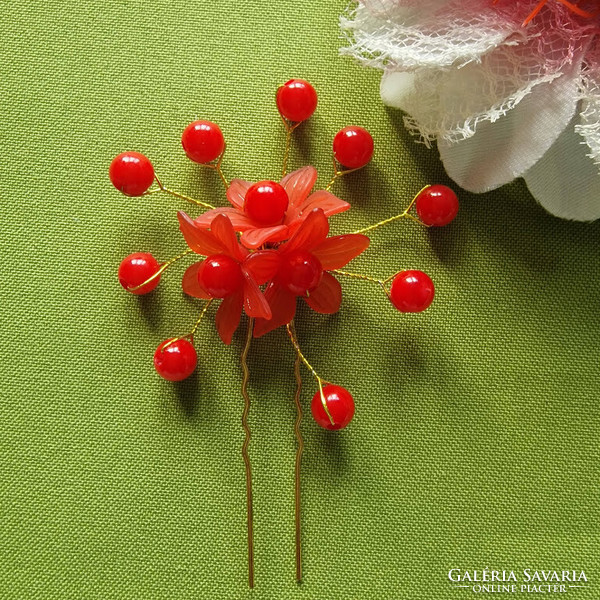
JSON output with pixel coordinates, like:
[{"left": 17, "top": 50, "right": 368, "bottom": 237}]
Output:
[
  {"left": 193, "top": 166, "right": 350, "bottom": 249},
  {"left": 178, "top": 212, "right": 272, "bottom": 344},
  {"left": 252, "top": 208, "right": 370, "bottom": 337}
]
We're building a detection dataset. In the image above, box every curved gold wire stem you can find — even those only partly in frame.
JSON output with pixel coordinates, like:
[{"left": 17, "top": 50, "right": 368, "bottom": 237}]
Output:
[
  {"left": 325, "top": 155, "right": 361, "bottom": 192},
  {"left": 351, "top": 185, "right": 431, "bottom": 234},
  {"left": 278, "top": 100, "right": 301, "bottom": 178},
  {"left": 241, "top": 317, "right": 255, "bottom": 588},
  {"left": 127, "top": 248, "right": 196, "bottom": 292},
  {"left": 144, "top": 173, "right": 216, "bottom": 210},
  {"left": 332, "top": 269, "right": 401, "bottom": 298},
  {"left": 159, "top": 299, "right": 214, "bottom": 351},
  {"left": 290, "top": 321, "right": 303, "bottom": 583},
  {"left": 285, "top": 323, "right": 334, "bottom": 426},
  {"left": 198, "top": 144, "right": 229, "bottom": 190}
]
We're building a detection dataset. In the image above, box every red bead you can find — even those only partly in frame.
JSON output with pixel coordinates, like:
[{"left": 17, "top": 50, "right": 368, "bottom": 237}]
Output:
[
  {"left": 181, "top": 120, "right": 225, "bottom": 164},
  {"left": 390, "top": 270, "right": 435, "bottom": 313},
  {"left": 276, "top": 79, "right": 318, "bottom": 122},
  {"left": 311, "top": 385, "right": 355, "bottom": 430},
  {"left": 109, "top": 152, "right": 154, "bottom": 196},
  {"left": 244, "top": 181, "right": 289, "bottom": 225},
  {"left": 154, "top": 338, "right": 197, "bottom": 381},
  {"left": 198, "top": 254, "right": 243, "bottom": 298},
  {"left": 333, "top": 126, "right": 374, "bottom": 169},
  {"left": 118, "top": 252, "right": 161, "bottom": 295},
  {"left": 278, "top": 250, "right": 322, "bottom": 296},
  {"left": 415, "top": 185, "right": 459, "bottom": 226}
]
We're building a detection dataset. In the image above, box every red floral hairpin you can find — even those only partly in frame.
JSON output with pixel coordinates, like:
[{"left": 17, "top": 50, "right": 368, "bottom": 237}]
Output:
[{"left": 111, "top": 78, "right": 459, "bottom": 587}]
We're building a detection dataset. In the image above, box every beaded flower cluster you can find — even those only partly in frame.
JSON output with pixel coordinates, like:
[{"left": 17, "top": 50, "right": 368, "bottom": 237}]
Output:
[{"left": 111, "top": 78, "right": 458, "bottom": 586}]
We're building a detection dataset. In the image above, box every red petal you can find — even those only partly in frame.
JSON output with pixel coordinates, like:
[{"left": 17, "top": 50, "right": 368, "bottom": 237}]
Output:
[
  {"left": 182, "top": 261, "right": 211, "bottom": 298},
  {"left": 240, "top": 225, "right": 289, "bottom": 249},
  {"left": 242, "top": 271, "right": 272, "bottom": 320},
  {"left": 194, "top": 207, "right": 255, "bottom": 231},
  {"left": 227, "top": 179, "right": 252, "bottom": 210},
  {"left": 281, "top": 208, "right": 329, "bottom": 254},
  {"left": 178, "top": 211, "right": 225, "bottom": 256},
  {"left": 215, "top": 291, "right": 243, "bottom": 345},
  {"left": 243, "top": 250, "right": 281, "bottom": 284},
  {"left": 298, "top": 190, "right": 350, "bottom": 218},
  {"left": 281, "top": 166, "right": 317, "bottom": 209},
  {"left": 253, "top": 282, "right": 297, "bottom": 337},
  {"left": 210, "top": 213, "right": 247, "bottom": 262},
  {"left": 312, "top": 234, "right": 370, "bottom": 270},
  {"left": 304, "top": 272, "right": 342, "bottom": 314}
]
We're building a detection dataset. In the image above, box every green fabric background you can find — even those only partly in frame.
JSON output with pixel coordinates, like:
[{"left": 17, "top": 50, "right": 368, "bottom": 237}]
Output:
[{"left": 1, "top": 1, "right": 599, "bottom": 598}]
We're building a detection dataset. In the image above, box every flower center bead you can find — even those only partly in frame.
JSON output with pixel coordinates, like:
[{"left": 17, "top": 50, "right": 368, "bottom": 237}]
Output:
[
  {"left": 244, "top": 181, "right": 289, "bottom": 226},
  {"left": 198, "top": 254, "right": 244, "bottom": 298},
  {"left": 278, "top": 250, "right": 323, "bottom": 296}
]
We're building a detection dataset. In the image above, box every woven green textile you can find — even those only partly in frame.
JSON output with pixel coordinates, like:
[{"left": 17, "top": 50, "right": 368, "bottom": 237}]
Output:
[{"left": 1, "top": 1, "right": 599, "bottom": 598}]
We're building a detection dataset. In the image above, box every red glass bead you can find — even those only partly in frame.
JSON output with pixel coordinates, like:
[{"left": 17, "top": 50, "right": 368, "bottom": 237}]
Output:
[
  {"left": 389, "top": 270, "right": 435, "bottom": 313},
  {"left": 109, "top": 152, "right": 155, "bottom": 196},
  {"left": 311, "top": 384, "right": 355, "bottom": 430},
  {"left": 118, "top": 252, "right": 161, "bottom": 295},
  {"left": 276, "top": 79, "right": 318, "bottom": 122},
  {"left": 278, "top": 250, "right": 322, "bottom": 296},
  {"left": 415, "top": 185, "right": 459, "bottom": 226},
  {"left": 181, "top": 120, "right": 225, "bottom": 164},
  {"left": 333, "top": 126, "right": 374, "bottom": 169},
  {"left": 198, "top": 254, "right": 243, "bottom": 298},
  {"left": 154, "top": 338, "right": 197, "bottom": 382},
  {"left": 244, "top": 181, "right": 289, "bottom": 225}
]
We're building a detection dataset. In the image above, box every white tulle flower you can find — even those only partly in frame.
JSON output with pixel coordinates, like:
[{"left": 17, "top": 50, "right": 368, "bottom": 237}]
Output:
[{"left": 341, "top": 0, "right": 600, "bottom": 221}]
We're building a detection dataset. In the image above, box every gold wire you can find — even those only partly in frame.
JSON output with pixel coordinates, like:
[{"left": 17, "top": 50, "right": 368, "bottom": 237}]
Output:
[
  {"left": 285, "top": 323, "right": 334, "bottom": 426},
  {"left": 332, "top": 269, "right": 395, "bottom": 298},
  {"left": 127, "top": 248, "right": 196, "bottom": 292},
  {"left": 351, "top": 185, "right": 431, "bottom": 234},
  {"left": 280, "top": 113, "right": 300, "bottom": 178},
  {"left": 198, "top": 144, "right": 229, "bottom": 190},
  {"left": 325, "top": 155, "right": 361, "bottom": 192},
  {"left": 144, "top": 173, "right": 216, "bottom": 209},
  {"left": 290, "top": 320, "right": 303, "bottom": 583},
  {"left": 159, "top": 299, "right": 214, "bottom": 351},
  {"left": 241, "top": 317, "right": 255, "bottom": 589}
]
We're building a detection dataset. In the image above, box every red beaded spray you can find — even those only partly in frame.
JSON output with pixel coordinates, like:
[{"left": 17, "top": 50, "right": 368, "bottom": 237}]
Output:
[{"left": 111, "top": 78, "right": 459, "bottom": 587}]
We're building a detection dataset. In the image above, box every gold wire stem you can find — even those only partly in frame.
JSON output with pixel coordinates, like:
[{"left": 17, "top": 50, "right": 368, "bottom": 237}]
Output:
[
  {"left": 189, "top": 298, "right": 214, "bottom": 340},
  {"left": 325, "top": 155, "right": 361, "bottom": 192},
  {"left": 241, "top": 317, "right": 255, "bottom": 589},
  {"left": 290, "top": 321, "right": 304, "bottom": 583},
  {"left": 145, "top": 173, "right": 216, "bottom": 209},
  {"left": 198, "top": 144, "right": 229, "bottom": 190},
  {"left": 280, "top": 111, "right": 300, "bottom": 177},
  {"left": 332, "top": 269, "right": 393, "bottom": 297},
  {"left": 127, "top": 248, "right": 196, "bottom": 292},
  {"left": 351, "top": 185, "right": 431, "bottom": 234},
  {"left": 159, "top": 299, "right": 214, "bottom": 351},
  {"left": 285, "top": 323, "right": 334, "bottom": 426}
]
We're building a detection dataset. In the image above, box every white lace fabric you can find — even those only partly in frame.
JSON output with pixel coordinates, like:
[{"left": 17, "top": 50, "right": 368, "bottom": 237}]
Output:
[{"left": 341, "top": 0, "right": 600, "bottom": 221}]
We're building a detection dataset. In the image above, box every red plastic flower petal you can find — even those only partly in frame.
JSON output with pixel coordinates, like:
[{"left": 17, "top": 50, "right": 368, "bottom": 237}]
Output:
[
  {"left": 178, "top": 211, "right": 230, "bottom": 256},
  {"left": 297, "top": 190, "right": 350, "bottom": 218},
  {"left": 312, "top": 234, "right": 370, "bottom": 270},
  {"left": 240, "top": 224, "right": 289, "bottom": 249},
  {"left": 281, "top": 166, "right": 317, "bottom": 210},
  {"left": 227, "top": 179, "right": 252, "bottom": 210},
  {"left": 280, "top": 208, "right": 329, "bottom": 254},
  {"left": 215, "top": 290, "right": 244, "bottom": 345},
  {"left": 242, "top": 270, "right": 272, "bottom": 319},
  {"left": 194, "top": 207, "right": 255, "bottom": 231},
  {"left": 304, "top": 272, "right": 342, "bottom": 314},
  {"left": 243, "top": 250, "right": 281, "bottom": 284},
  {"left": 254, "top": 282, "right": 297, "bottom": 337},
  {"left": 182, "top": 262, "right": 211, "bottom": 298},
  {"left": 210, "top": 213, "right": 247, "bottom": 262}
]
